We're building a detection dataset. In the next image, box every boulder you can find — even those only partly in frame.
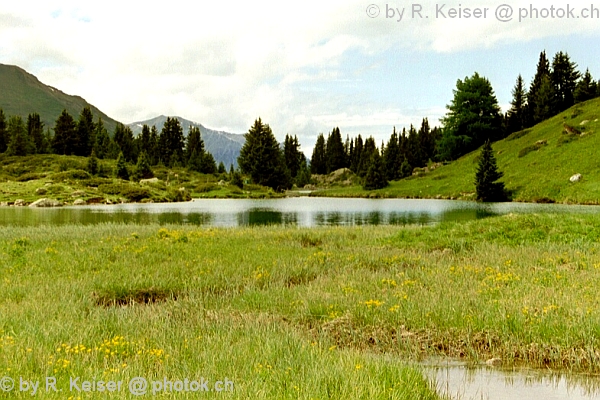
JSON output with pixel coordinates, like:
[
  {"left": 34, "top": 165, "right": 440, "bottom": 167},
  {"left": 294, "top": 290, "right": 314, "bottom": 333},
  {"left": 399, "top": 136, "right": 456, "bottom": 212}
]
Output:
[
  {"left": 29, "top": 198, "right": 62, "bottom": 208},
  {"left": 0, "top": 202, "right": 8, "bottom": 207},
  {"left": 570, "top": 173, "right": 582, "bottom": 183},
  {"left": 73, "top": 199, "right": 87, "bottom": 206},
  {"left": 35, "top": 187, "right": 47, "bottom": 195},
  {"left": 14, "top": 199, "right": 26, "bottom": 207},
  {"left": 140, "top": 177, "right": 160, "bottom": 185}
]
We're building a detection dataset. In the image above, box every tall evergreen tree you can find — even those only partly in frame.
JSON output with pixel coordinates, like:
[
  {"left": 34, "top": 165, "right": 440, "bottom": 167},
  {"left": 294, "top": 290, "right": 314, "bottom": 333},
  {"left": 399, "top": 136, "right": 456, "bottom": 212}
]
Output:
[
  {"left": 551, "top": 51, "right": 580, "bottom": 113},
  {"left": 158, "top": 117, "right": 185, "bottom": 167},
  {"left": 139, "top": 124, "right": 152, "bottom": 157},
  {"left": 418, "top": 118, "right": 437, "bottom": 163},
  {"left": 94, "top": 118, "right": 112, "bottom": 159},
  {"left": 283, "top": 134, "right": 305, "bottom": 179},
  {"left": 27, "top": 113, "right": 47, "bottom": 154},
  {"left": 363, "top": 149, "right": 388, "bottom": 190},
  {"left": 438, "top": 72, "right": 502, "bottom": 160},
  {"left": 506, "top": 75, "right": 528, "bottom": 134},
  {"left": 131, "top": 151, "right": 154, "bottom": 181},
  {"left": 574, "top": 69, "right": 597, "bottom": 103},
  {"left": 0, "top": 109, "right": 6, "bottom": 153},
  {"left": 52, "top": 109, "right": 77, "bottom": 155},
  {"left": 527, "top": 51, "right": 551, "bottom": 126},
  {"left": 310, "top": 133, "right": 327, "bottom": 175},
  {"left": 185, "top": 126, "right": 204, "bottom": 163},
  {"left": 382, "top": 127, "right": 401, "bottom": 181},
  {"left": 533, "top": 75, "right": 557, "bottom": 123},
  {"left": 148, "top": 125, "right": 160, "bottom": 165},
  {"left": 6, "top": 115, "right": 33, "bottom": 156},
  {"left": 475, "top": 140, "right": 506, "bottom": 202},
  {"left": 113, "top": 123, "right": 136, "bottom": 162},
  {"left": 87, "top": 148, "right": 99, "bottom": 176},
  {"left": 114, "top": 151, "right": 129, "bottom": 180},
  {"left": 350, "top": 135, "right": 363, "bottom": 173},
  {"left": 325, "top": 127, "right": 346, "bottom": 173},
  {"left": 238, "top": 118, "right": 291, "bottom": 190},
  {"left": 358, "top": 136, "right": 377, "bottom": 177},
  {"left": 75, "top": 106, "right": 95, "bottom": 156}
]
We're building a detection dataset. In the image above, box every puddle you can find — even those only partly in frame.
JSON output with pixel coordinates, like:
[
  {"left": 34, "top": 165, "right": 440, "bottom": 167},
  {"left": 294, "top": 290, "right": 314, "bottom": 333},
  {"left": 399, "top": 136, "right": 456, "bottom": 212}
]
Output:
[{"left": 424, "top": 361, "right": 600, "bottom": 400}]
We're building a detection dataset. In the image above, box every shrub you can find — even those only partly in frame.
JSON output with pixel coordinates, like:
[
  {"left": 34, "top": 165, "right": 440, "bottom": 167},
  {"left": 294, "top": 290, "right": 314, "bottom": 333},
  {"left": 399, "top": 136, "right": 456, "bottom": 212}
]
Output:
[
  {"left": 195, "top": 183, "right": 219, "bottom": 193},
  {"left": 98, "top": 183, "right": 124, "bottom": 195},
  {"left": 506, "top": 128, "right": 532, "bottom": 141},
  {"left": 15, "top": 172, "right": 44, "bottom": 182},
  {"left": 52, "top": 170, "right": 91, "bottom": 180},
  {"left": 120, "top": 186, "right": 151, "bottom": 202}
]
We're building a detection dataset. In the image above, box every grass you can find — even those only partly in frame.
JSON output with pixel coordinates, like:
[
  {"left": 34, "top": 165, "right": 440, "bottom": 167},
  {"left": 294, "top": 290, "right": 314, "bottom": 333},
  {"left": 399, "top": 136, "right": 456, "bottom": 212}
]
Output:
[
  {"left": 0, "top": 153, "right": 282, "bottom": 204},
  {"left": 2, "top": 213, "right": 600, "bottom": 397},
  {"left": 311, "top": 98, "right": 600, "bottom": 204}
]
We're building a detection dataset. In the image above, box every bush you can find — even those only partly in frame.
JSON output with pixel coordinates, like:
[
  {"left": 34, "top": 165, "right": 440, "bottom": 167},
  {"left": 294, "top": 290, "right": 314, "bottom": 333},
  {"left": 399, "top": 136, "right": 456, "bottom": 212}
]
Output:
[
  {"left": 98, "top": 183, "right": 124, "bottom": 195},
  {"left": 167, "top": 188, "right": 191, "bottom": 202},
  {"left": 15, "top": 172, "right": 44, "bottom": 182},
  {"left": 195, "top": 183, "right": 219, "bottom": 193},
  {"left": 52, "top": 170, "right": 91, "bottom": 180},
  {"left": 82, "top": 178, "right": 113, "bottom": 187},
  {"left": 120, "top": 186, "right": 151, "bottom": 202}
]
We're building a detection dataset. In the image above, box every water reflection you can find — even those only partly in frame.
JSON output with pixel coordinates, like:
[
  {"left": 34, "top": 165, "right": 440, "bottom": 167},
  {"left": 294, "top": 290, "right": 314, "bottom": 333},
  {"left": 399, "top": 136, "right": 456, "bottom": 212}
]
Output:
[
  {"left": 1, "top": 198, "right": 600, "bottom": 227},
  {"left": 427, "top": 363, "right": 600, "bottom": 400}
]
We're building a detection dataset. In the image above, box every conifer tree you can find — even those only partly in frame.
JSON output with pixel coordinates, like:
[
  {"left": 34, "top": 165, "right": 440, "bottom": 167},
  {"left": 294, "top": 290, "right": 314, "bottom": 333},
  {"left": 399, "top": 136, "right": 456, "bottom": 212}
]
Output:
[
  {"left": 6, "top": 115, "right": 33, "bottom": 156},
  {"left": 574, "top": 69, "right": 597, "bottom": 103},
  {"left": 382, "top": 127, "right": 401, "bottom": 181},
  {"left": 158, "top": 117, "right": 185, "bottom": 167},
  {"left": 400, "top": 158, "right": 413, "bottom": 179},
  {"left": 363, "top": 149, "right": 388, "bottom": 190},
  {"left": 325, "top": 127, "right": 346, "bottom": 173},
  {"left": 534, "top": 75, "right": 556, "bottom": 123},
  {"left": 527, "top": 51, "right": 551, "bottom": 125},
  {"left": 52, "top": 109, "right": 77, "bottom": 155},
  {"left": 113, "top": 123, "right": 136, "bottom": 162},
  {"left": 87, "top": 148, "right": 99, "bottom": 176},
  {"left": 218, "top": 162, "right": 226, "bottom": 174},
  {"left": 310, "top": 134, "right": 326, "bottom": 174},
  {"left": 114, "top": 151, "right": 129, "bottom": 180},
  {"left": 358, "top": 137, "right": 377, "bottom": 177},
  {"left": 506, "top": 75, "right": 528, "bottom": 134},
  {"left": 238, "top": 118, "right": 291, "bottom": 190},
  {"left": 475, "top": 140, "right": 506, "bottom": 202},
  {"left": 132, "top": 151, "right": 154, "bottom": 181},
  {"left": 75, "top": 106, "right": 95, "bottom": 156},
  {"left": 350, "top": 135, "right": 363, "bottom": 173},
  {"left": 551, "top": 51, "right": 580, "bottom": 113},
  {"left": 94, "top": 118, "right": 111, "bottom": 159},
  {"left": 0, "top": 109, "right": 6, "bottom": 153}
]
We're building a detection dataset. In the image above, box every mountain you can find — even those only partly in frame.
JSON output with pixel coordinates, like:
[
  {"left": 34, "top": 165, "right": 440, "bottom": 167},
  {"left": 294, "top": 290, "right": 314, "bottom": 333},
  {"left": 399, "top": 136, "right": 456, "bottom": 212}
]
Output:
[
  {"left": 128, "top": 115, "right": 245, "bottom": 169},
  {"left": 0, "top": 64, "right": 121, "bottom": 133}
]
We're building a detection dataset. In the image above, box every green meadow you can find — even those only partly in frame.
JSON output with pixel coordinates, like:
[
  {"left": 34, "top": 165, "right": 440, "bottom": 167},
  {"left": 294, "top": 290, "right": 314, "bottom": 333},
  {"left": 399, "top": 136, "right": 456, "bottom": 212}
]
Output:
[{"left": 2, "top": 212, "right": 600, "bottom": 398}]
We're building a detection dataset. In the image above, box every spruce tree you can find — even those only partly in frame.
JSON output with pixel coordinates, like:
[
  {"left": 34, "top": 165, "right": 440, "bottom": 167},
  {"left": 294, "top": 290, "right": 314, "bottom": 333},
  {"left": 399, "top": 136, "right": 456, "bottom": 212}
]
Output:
[
  {"left": 158, "top": 117, "right": 185, "bottom": 167},
  {"left": 238, "top": 118, "right": 291, "bottom": 190},
  {"left": 114, "top": 151, "right": 129, "bottom": 180},
  {"left": 574, "top": 69, "right": 597, "bottom": 103},
  {"left": 527, "top": 51, "right": 551, "bottom": 125},
  {"left": 75, "top": 106, "right": 95, "bottom": 156},
  {"left": 132, "top": 151, "right": 154, "bottom": 181},
  {"left": 87, "top": 148, "right": 99, "bottom": 176},
  {"left": 0, "top": 109, "right": 6, "bottom": 153},
  {"left": 358, "top": 137, "right": 377, "bottom": 177},
  {"left": 382, "top": 127, "right": 401, "bottom": 181},
  {"left": 363, "top": 149, "right": 388, "bottom": 190},
  {"left": 551, "top": 51, "right": 580, "bottom": 113},
  {"left": 52, "top": 109, "right": 77, "bottom": 155},
  {"left": 94, "top": 118, "right": 111, "bottom": 159},
  {"left": 218, "top": 162, "right": 226, "bottom": 174},
  {"left": 400, "top": 158, "right": 413, "bottom": 179},
  {"left": 113, "top": 123, "right": 136, "bottom": 162},
  {"left": 475, "top": 140, "right": 506, "bottom": 202},
  {"left": 534, "top": 75, "right": 556, "bottom": 123},
  {"left": 310, "top": 134, "right": 326, "bottom": 175},
  {"left": 325, "top": 127, "right": 346, "bottom": 173},
  {"left": 6, "top": 115, "right": 33, "bottom": 156},
  {"left": 27, "top": 113, "right": 45, "bottom": 154},
  {"left": 506, "top": 75, "right": 528, "bottom": 134}
]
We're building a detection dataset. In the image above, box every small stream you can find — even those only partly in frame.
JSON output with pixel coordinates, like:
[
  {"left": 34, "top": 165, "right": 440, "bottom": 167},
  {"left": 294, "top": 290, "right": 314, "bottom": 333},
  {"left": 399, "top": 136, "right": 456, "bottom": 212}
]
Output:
[{"left": 425, "top": 361, "right": 600, "bottom": 400}]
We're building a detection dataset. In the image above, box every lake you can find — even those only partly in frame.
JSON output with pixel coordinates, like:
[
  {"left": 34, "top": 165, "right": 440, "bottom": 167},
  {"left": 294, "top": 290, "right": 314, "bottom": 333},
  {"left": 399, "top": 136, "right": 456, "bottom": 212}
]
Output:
[{"left": 1, "top": 197, "right": 600, "bottom": 227}]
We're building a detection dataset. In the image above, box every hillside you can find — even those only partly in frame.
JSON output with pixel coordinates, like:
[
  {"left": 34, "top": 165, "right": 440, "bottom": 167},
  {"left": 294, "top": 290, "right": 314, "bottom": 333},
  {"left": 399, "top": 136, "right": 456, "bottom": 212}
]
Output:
[
  {"left": 128, "top": 115, "right": 245, "bottom": 168},
  {"left": 313, "top": 98, "right": 600, "bottom": 204},
  {"left": 0, "top": 64, "right": 120, "bottom": 133}
]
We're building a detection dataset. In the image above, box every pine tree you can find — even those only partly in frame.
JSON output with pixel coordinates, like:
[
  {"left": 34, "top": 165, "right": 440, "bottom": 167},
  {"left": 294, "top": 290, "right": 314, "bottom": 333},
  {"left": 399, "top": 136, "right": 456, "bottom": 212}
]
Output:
[
  {"left": 475, "top": 140, "right": 506, "bottom": 202},
  {"left": 574, "top": 69, "right": 597, "bottom": 103},
  {"left": 27, "top": 113, "right": 46, "bottom": 154},
  {"left": 94, "top": 118, "right": 112, "bottom": 159},
  {"left": 400, "top": 158, "right": 413, "bottom": 179},
  {"left": 363, "top": 149, "right": 388, "bottom": 190},
  {"left": 113, "top": 123, "right": 136, "bottom": 162},
  {"left": 310, "top": 134, "right": 327, "bottom": 175},
  {"left": 114, "top": 151, "right": 129, "bottom": 180},
  {"left": 139, "top": 125, "right": 152, "bottom": 157},
  {"left": 75, "top": 106, "right": 95, "bottom": 156},
  {"left": 132, "top": 151, "right": 154, "bottom": 181},
  {"left": 350, "top": 135, "right": 363, "bottom": 173},
  {"left": 0, "top": 109, "right": 6, "bottom": 153},
  {"left": 148, "top": 125, "right": 159, "bottom": 165},
  {"left": 358, "top": 137, "right": 377, "bottom": 177},
  {"left": 52, "top": 109, "right": 77, "bottom": 155},
  {"left": 325, "top": 127, "right": 346, "bottom": 173},
  {"left": 87, "top": 148, "right": 99, "bottom": 176},
  {"left": 527, "top": 51, "right": 551, "bottom": 126},
  {"left": 382, "top": 127, "right": 401, "bottom": 181},
  {"left": 551, "top": 51, "right": 580, "bottom": 113},
  {"left": 534, "top": 75, "right": 556, "bottom": 123},
  {"left": 6, "top": 115, "right": 33, "bottom": 156},
  {"left": 218, "top": 162, "right": 226, "bottom": 174},
  {"left": 506, "top": 75, "right": 528, "bottom": 134},
  {"left": 238, "top": 118, "right": 291, "bottom": 190},
  {"left": 159, "top": 117, "right": 185, "bottom": 167}
]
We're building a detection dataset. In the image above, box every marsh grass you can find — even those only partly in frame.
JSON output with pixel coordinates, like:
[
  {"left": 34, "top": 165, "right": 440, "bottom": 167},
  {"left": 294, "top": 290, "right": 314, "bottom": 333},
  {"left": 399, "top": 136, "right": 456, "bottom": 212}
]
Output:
[{"left": 2, "top": 213, "right": 600, "bottom": 397}]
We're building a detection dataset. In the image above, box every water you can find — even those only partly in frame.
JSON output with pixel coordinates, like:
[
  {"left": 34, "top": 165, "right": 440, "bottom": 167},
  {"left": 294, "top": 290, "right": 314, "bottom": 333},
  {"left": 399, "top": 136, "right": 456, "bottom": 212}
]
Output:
[
  {"left": 426, "top": 361, "right": 600, "bottom": 400},
  {"left": 2, "top": 197, "right": 600, "bottom": 227}
]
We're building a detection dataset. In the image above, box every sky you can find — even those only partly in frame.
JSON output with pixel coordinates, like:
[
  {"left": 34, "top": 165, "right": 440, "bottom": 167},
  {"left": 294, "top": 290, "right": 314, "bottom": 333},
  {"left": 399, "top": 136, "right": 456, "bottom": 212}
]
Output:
[{"left": 2, "top": 0, "right": 600, "bottom": 154}]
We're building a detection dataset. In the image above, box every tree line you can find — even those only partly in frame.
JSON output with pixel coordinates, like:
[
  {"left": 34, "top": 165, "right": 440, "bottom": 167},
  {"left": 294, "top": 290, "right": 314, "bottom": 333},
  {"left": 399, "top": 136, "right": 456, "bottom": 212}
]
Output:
[{"left": 0, "top": 108, "right": 221, "bottom": 175}]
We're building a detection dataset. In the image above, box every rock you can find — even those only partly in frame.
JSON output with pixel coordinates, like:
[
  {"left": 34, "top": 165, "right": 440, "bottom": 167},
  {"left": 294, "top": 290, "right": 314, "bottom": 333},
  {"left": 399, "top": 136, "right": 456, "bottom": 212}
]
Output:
[
  {"left": 580, "top": 120, "right": 589, "bottom": 126},
  {"left": 0, "top": 202, "right": 8, "bottom": 207},
  {"left": 35, "top": 188, "right": 47, "bottom": 195},
  {"left": 105, "top": 199, "right": 113, "bottom": 205},
  {"left": 485, "top": 358, "right": 502, "bottom": 367},
  {"left": 71, "top": 190, "right": 86, "bottom": 197},
  {"left": 140, "top": 177, "right": 160, "bottom": 184},
  {"left": 29, "top": 198, "right": 62, "bottom": 208},
  {"left": 44, "top": 182, "right": 53, "bottom": 187},
  {"left": 218, "top": 180, "right": 227, "bottom": 186},
  {"left": 73, "top": 199, "right": 87, "bottom": 206},
  {"left": 14, "top": 199, "right": 26, "bottom": 207},
  {"left": 570, "top": 173, "right": 582, "bottom": 183},
  {"left": 179, "top": 187, "right": 186, "bottom": 191},
  {"left": 535, "top": 139, "right": 547, "bottom": 145}
]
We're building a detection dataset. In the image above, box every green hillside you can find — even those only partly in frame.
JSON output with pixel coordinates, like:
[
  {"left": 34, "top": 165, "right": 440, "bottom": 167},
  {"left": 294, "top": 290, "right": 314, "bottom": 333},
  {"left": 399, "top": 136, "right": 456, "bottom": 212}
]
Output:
[
  {"left": 313, "top": 98, "right": 600, "bottom": 204},
  {"left": 0, "top": 64, "right": 120, "bottom": 133}
]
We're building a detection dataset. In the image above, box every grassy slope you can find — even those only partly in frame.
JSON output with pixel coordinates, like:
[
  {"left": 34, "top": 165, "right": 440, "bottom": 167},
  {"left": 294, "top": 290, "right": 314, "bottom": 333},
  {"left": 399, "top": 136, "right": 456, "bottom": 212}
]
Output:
[
  {"left": 0, "top": 64, "right": 120, "bottom": 133},
  {"left": 314, "top": 98, "right": 600, "bottom": 204}
]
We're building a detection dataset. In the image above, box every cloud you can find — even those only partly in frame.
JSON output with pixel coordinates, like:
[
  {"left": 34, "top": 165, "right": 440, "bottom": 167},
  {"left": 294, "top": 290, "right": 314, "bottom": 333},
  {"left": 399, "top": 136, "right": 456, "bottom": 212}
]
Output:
[{"left": 1, "top": 0, "right": 599, "bottom": 151}]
